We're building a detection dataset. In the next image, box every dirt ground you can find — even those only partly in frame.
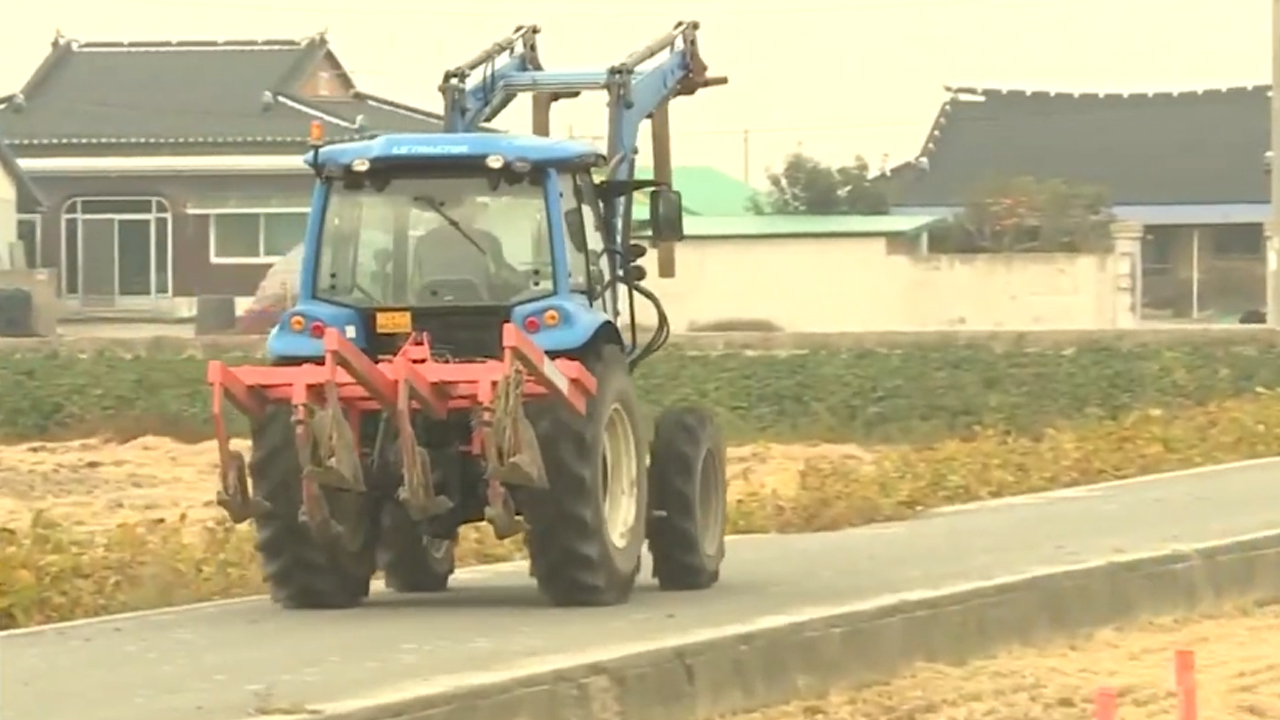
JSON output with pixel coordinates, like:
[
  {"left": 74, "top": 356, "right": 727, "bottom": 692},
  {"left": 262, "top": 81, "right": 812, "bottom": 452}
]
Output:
[
  {"left": 739, "top": 601, "right": 1280, "bottom": 720},
  {"left": 0, "top": 437, "right": 873, "bottom": 529}
]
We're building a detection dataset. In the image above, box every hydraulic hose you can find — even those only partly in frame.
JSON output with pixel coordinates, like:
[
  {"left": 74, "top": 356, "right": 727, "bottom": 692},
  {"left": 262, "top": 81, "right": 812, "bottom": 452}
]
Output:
[
  {"left": 599, "top": 274, "right": 669, "bottom": 371},
  {"left": 623, "top": 278, "right": 669, "bottom": 369}
]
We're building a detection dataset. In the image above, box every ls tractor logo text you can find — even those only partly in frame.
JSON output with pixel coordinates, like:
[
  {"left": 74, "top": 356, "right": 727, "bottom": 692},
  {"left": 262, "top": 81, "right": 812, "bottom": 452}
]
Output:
[{"left": 390, "top": 145, "right": 470, "bottom": 155}]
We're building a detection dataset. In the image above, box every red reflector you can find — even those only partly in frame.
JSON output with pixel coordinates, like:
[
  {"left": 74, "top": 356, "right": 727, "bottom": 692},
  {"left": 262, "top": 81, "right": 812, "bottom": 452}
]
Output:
[
  {"left": 523, "top": 316, "right": 541, "bottom": 333},
  {"left": 309, "top": 321, "right": 325, "bottom": 338}
]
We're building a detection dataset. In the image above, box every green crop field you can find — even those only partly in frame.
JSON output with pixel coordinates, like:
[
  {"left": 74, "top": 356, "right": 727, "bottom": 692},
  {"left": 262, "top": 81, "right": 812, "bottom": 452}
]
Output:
[{"left": 2, "top": 330, "right": 1279, "bottom": 444}]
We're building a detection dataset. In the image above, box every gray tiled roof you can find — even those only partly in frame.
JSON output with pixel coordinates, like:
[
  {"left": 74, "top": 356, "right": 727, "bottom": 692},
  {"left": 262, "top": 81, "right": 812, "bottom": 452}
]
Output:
[
  {"left": 0, "top": 139, "right": 44, "bottom": 211},
  {"left": 0, "top": 33, "right": 448, "bottom": 149},
  {"left": 892, "top": 86, "right": 1270, "bottom": 206}
]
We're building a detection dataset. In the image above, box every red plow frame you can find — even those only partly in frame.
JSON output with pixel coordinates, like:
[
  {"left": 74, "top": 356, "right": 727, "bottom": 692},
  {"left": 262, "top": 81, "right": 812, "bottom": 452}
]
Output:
[{"left": 207, "top": 323, "right": 597, "bottom": 542}]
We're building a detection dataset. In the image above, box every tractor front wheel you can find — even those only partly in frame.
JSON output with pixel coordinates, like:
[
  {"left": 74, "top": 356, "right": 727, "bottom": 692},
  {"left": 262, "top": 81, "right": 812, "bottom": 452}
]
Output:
[
  {"left": 249, "top": 405, "right": 378, "bottom": 609},
  {"left": 525, "top": 343, "right": 648, "bottom": 606},
  {"left": 646, "top": 406, "right": 727, "bottom": 591}
]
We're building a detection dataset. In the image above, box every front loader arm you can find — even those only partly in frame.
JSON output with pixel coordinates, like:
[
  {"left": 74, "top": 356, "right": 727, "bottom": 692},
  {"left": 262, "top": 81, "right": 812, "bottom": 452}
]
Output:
[{"left": 440, "top": 25, "right": 543, "bottom": 132}]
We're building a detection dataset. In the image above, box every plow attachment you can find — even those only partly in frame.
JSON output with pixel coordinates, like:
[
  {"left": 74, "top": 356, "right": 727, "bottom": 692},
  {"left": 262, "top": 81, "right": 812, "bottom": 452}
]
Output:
[{"left": 207, "top": 323, "right": 597, "bottom": 542}]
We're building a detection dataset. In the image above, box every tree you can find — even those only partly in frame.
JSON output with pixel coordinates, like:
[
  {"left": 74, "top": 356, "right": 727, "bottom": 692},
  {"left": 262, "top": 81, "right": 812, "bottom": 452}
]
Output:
[
  {"left": 931, "top": 177, "right": 1115, "bottom": 253},
  {"left": 752, "top": 151, "right": 890, "bottom": 215}
]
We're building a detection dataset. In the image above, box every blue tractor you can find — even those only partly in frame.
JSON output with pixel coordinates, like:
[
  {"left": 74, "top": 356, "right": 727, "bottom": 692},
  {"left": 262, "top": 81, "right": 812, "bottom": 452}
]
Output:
[{"left": 207, "top": 22, "right": 730, "bottom": 608}]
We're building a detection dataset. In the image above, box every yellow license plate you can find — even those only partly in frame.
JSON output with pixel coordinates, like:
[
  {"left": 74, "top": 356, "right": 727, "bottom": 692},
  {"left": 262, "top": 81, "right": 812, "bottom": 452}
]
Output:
[{"left": 374, "top": 310, "right": 412, "bottom": 334}]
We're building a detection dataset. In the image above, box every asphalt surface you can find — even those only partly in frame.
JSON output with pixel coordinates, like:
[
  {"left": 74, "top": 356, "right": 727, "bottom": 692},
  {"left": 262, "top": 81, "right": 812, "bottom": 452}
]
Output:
[{"left": 3, "top": 459, "right": 1278, "bottom": 720}]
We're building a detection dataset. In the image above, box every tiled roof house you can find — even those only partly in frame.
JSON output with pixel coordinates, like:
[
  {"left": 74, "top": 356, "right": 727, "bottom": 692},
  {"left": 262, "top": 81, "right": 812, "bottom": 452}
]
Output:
[
  {"left": 0, "top": 32, "right": 447, "bottom": 314},
  {"left": 890, "top": 85, "right": 1272, "bottom": 320},
  {"left": 890, "top": 85, "right": 1270, "bottom": 226}
]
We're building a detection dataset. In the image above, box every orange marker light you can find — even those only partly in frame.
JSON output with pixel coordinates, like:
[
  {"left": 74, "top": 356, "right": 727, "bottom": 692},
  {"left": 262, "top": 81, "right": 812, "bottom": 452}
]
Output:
[
  {"left": 542, "top": 309, "right": 561, "bottom": 327},
  {"left": 308, "top": 120, "right": 324, "bottom": 145},
  {"left": 288, "top": 315, "right": 306, "bottom": 332}
]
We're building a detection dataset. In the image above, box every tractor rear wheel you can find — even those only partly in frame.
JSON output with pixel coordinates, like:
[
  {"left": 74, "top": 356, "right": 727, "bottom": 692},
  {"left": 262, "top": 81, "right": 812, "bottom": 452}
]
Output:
[
  {"left": 646, "top": 406, "right": 727, "bottom": 591},
  {"left": 524, "top": 343, "right": 648, "bottom": 606},
  {"left": 249, "top": 405, "right": 378, "bottom": 609},
  {"left": 379, "top": 501, "right": 456, "bottom": 593}
]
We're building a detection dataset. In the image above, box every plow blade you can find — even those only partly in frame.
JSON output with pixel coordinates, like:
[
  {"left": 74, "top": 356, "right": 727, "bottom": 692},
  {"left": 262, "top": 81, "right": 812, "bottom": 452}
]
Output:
[
  {"left": 214, "top": 450, "right": 269, "bottom": 523},
  {"left": 207, "top": 323, "right": 597, "bottom": 541}
]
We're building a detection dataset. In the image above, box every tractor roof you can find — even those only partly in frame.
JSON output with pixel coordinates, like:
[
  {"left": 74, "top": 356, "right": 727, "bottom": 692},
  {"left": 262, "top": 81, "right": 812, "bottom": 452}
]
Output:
[{"left": 312, "top": 132, "right": 603, "bottom": 168}]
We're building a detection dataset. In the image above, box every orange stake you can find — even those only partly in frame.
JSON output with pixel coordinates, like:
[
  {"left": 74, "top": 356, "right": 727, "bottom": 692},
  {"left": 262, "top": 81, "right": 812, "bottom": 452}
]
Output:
[{"left": 1175, "top": 649, "right": 1197, "bottom": 720}]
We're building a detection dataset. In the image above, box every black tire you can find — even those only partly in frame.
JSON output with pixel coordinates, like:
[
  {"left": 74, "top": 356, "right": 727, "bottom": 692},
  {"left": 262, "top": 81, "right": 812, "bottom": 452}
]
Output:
[
  {"left": 379, "top": 502, "right": 456, "bottom": 593},
  {"left": 524, "top": 343, "right": 649, "bottom": 606},
  {"left": 646, "top": 406, "right": 727, "bottom": 591},
  {"left": 249, "top": 405, "right": 378, "bottom": 609}
]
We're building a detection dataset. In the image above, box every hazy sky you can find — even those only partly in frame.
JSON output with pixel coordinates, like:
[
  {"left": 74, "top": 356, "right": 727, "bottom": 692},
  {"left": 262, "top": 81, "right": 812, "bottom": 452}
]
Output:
[{"left": 0, "top": 0, "right": 1269, "bottom": 184}]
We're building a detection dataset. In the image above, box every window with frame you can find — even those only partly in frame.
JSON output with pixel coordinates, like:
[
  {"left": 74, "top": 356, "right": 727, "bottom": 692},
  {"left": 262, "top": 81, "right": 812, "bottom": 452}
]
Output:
[
  {"left": 60, "top": 197, "right": 172, "bottom": 298},
  {"left": 211, "top": 211, "right": 308, "bottom": 263}
]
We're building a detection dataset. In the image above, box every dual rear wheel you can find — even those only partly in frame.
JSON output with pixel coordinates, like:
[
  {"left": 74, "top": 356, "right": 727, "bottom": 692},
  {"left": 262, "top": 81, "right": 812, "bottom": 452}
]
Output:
[{"left": 523, "top": 343, "right": 728, "bottom": 606}]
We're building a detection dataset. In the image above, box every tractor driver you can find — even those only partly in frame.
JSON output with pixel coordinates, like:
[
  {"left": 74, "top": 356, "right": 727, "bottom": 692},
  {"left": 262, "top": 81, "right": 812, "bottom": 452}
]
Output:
[{"left": 411, "top": 198, "right": 528, "bottom": 302}]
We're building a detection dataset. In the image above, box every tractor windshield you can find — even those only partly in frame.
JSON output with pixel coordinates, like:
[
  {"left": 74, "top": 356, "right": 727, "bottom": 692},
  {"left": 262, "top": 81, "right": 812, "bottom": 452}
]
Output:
[{"left": 314, "top": 172, "right": 552, "bottom": 307}]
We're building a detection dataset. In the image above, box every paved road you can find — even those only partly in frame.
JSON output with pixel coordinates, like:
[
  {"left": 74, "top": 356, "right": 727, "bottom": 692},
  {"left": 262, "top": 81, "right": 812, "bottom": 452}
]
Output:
[{"left": 3, "top": 460, "right": 1278, "bottom": 720}]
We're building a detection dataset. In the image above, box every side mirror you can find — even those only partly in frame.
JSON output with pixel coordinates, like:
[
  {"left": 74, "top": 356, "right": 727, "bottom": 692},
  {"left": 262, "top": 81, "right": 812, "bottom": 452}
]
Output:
[
  {"left": 648, "top": 188, "right": 684, "bottom": 242},
  {"left": 624, "top": 265, "right": 647, "bottom": 283}
]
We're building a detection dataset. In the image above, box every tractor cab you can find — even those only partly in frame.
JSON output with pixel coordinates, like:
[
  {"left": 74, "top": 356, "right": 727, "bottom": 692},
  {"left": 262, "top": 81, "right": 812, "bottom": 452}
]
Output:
[
  {"left": 209, "top": 21, "right": 727, "bottom": 611},
  {"left": 266, "top": 130, "right": 682, "bottom": 362}
]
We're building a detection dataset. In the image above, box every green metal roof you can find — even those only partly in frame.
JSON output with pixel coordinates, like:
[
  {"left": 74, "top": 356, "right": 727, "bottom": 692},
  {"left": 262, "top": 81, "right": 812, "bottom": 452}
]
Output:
[
  {"left": 633, "top": 165, "right": 760, "bottom": 216},
  {"left": 644, "top": 214, "right": 943, "bottom": 238}
]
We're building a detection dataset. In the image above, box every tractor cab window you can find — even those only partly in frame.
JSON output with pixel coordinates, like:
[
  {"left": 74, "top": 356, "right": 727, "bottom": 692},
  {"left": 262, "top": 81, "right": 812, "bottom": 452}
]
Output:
[
  {"left": 560, "top": 173, "right": 610, "bottom": 303},
  {"left": 315, "top": 172, "right": 552, "bottom": 307},
  {"left": 574, "top": 173, "right": 609, "bottom": 269}
]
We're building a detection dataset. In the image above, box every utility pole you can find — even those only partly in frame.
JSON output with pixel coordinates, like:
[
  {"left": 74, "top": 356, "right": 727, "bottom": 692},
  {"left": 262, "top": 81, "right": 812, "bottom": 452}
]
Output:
[{"left": 1270, "top": 0, "right": 1280, "bottom": 325}]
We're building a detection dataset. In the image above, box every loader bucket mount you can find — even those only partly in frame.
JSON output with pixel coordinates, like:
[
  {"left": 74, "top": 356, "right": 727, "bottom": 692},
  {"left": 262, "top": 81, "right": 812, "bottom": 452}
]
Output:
[{"left": 207, "top": 323, "right": 597, "bottom": 543}]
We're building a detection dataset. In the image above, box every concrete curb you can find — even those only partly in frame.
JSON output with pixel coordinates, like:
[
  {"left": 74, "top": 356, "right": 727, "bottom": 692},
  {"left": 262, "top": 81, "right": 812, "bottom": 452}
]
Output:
[{"left": 309, "top": 530, "right": 1280, "bottom": 720}]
